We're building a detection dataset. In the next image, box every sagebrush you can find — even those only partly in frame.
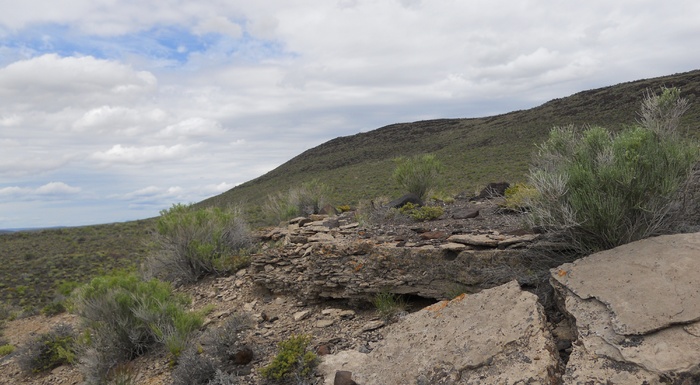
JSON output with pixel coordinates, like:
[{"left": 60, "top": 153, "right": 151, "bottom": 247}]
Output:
[
  {"left": 527, "top": 88, "right": 699, "bottom": 252},
  {"left": 392, "top": 154, "right": 444, "bottom": 200},
  {"left": 72, "top": 271, "right": 203, "bottom": 383},
  {"left": 148, "top": 204, "right": 252, "bottom": 283}
]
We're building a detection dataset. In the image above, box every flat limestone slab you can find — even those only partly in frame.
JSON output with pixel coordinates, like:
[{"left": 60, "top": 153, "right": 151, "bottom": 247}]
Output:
[
  {"left": 551, "top": 233, "right": 700, "bottom": 335},
  {"left": 318, "top": 281, "right": 559, "bottom": 385}
]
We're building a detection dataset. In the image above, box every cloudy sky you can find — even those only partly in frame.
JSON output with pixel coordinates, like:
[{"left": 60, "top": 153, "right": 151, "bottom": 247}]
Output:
[{"left": 1, "top": 0, "right": 698, "bottom": 229}]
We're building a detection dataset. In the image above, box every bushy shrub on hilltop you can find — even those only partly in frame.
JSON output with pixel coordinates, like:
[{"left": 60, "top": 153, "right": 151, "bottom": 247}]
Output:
[
  {"left": 392, "top": 154, "right": 444, "bottom": 200},
  {"left": 148, "top": 204, "right": 252, "bottom": 283},
  {"left": 527, "top": 87, "right": 699, "bottom": 253}
]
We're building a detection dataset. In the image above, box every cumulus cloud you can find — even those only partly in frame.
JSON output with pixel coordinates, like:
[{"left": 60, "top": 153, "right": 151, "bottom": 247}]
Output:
[
  {"left": 193, "top": 16, "right": 243, "bottom": 37},
  {"left": 156, "top": 117, "right": 224, "bottom": 139},
  {"left": 0, "top": 54, "right": 157, "bottom": 109},
  {"left": 0, "top": 182, "right": 81, "bottom": 201},
  {"left": 91, "top": 143, "right": 200, "bottom": 164},
  {"left": 72, "top": 105, "right": 167, "bottom": 134},
  {"left": 1, "top": 0, "right": 700, "bottom": 228}
]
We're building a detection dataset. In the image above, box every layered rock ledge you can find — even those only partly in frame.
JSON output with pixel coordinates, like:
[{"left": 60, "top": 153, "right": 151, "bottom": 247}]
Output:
[{"left": 252, "top": 212, "right": 555, "bottom": 302}]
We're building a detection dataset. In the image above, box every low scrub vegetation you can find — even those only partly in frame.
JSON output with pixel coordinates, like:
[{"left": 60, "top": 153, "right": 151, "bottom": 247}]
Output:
[
  {"left": 393, "top": 154, "right": 444, "bottom": 200},
  {"left": 17, "top": 324, "right": 76, "bottom": 374},
  {"left": 0, "top": 220, "right": 152, "bottom": 315},
  {"left": 72, "top": 271, "right": 203, "bottom": 383},
  {"left": 398, "top": 202, "right": 445, "bottom": 221},
  {"left": 148, "top": 204, "right": 252, "bottom": 284},
  {"left": 260, "top": 334, "right": 318, "bottom": 383},
  {"left": 528, "top": 88, "right": 699, "bottom": 252}
]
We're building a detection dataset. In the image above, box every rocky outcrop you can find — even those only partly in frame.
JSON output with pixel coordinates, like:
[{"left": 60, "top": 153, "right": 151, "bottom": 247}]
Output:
[
  {"left": 551, "top": 233, "right": 700, "bottom": 384},
  {"left": 318, "top": 280, "right": 561, "bottom": 384},
  {"left": 252, "top": 213, "right": 548, "bottom": 302}
]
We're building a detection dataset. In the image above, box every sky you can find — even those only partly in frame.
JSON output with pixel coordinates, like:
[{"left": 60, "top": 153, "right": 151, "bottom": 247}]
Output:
[{"left": 1, "top": 0, "right": 699, "bottom": 229}]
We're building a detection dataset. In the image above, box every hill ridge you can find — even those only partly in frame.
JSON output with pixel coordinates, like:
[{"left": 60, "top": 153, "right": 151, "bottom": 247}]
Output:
[{"left": 201, "top": 69, "right": 700, "bottom": 215}]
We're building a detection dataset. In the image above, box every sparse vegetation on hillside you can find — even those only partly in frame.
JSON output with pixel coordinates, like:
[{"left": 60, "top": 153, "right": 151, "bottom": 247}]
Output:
[
  {"left": 0, "top": 220, "right": 153, "bottom": 317},
  {"left": 200, "top": 70, "right": 700, "bottom": 221},
  {"left": 528, "top": 87, "right": 699, "bottom": 252}
]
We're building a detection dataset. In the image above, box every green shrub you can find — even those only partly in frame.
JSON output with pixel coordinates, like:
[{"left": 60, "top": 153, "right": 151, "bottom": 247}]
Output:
[
  {"left": 72, "top": 271, "right": 203, "bottom": 382},
  {"left": 0, "top": 344, "right": 15, "bottom": 356},
  {"left": 17, "top": 324, "right": 76, "bottom": 373},
  {"left": 528, "top": 88, "right": 699, "bottom": 252},
  {"left": 149, "top": 204, "right": 252, "bottom": 283},
  {"left": 392, "top": 154, "right": 444, "bottom": 200},
  {"left": 501, "top": 182, "right": 539, "bottom": 211},
  {"left": 260, "top": 335, "right": 318, "bottom": 382},
  {"left": 398, "top": 202, "right": 445, "bottom": 221},
  {"left": 372, "top": 291, "right": 406, "bottom": 322},
  {"left": 264, "top": 180, "right": 331, "bottom": 224}
]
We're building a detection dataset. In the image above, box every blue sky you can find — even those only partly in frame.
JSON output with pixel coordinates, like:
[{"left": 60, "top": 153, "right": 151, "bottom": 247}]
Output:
[{"left": 1, "top": 0, "right": 699, "bottom": 228}]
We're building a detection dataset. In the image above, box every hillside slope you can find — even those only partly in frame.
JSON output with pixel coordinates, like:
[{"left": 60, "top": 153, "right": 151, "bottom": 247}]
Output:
[{"left": 204, "top": 70, "right": 700, "bottom": 213}]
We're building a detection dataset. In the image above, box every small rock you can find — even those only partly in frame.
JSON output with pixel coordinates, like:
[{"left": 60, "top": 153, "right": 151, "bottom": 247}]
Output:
[
  {"left": 358, "top": 320, "right": 385, "bottom": 334},
  {"left": 419, "top": 231, "right": 447, "bottom": 240},
  {"left": 232, "top": 347, "right": 254, "bottom": 365},
  {"left": 293, "top": 310, "right": 311, "bottom": 321},
  {"left": 452, "top": 208, "right": 479, "bottom": 219},
  {"left": 440, "top": 242, "right": 467, "bottom": 251},
  {"left": 334, "top": 370, "right": 358, "bottom": 385},
  {"left": 316, "top": 319, "right": 335, "bottom": 328},
  {"left": 317, "top": 344, "right": 332, "bottom": 356},
  {"left": 338, "top": 310, "right": 356, "bottom": 319}
]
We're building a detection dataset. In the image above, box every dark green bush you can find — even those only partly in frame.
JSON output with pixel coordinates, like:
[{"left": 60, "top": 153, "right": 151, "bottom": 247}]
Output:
[
  {"left": 149, "top": 204, "right": 252, "bottom": 283},
  {"left": 528, "top": 88, "right": 699, "bottom": 252},
  {"left": 260, "top": 335, "right": 318, "bottom": 382},
  {"left": 72, "top": 271, "right": 203, "bottom": 382},
  {"left": 17, "top": 324, "right": 76, "bottom": 373},
  {"left": 392, "top": 154, "right": 444, "bottom": 200}
]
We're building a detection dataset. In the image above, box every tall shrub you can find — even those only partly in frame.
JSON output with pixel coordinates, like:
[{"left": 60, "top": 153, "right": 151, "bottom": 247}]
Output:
[
  {"left": 392, "top": 154, "right": 444, "bottom": 200},
  {"left": 528, "top": 88, "right": 699, "bottom": 253},
  {"left": 149, "top": 204, "right": 252, "bottom": 283},
  {"left": 263, "top": 180, "right": 330, "bottom": 224}
]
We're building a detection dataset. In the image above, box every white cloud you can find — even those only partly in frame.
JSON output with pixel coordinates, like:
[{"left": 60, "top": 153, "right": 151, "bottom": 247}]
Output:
[
  {"left": 193, "top": 16, "right": 243, "bottom": 38},
  {"left": 35, "top": 181, "right": 82, "bottom": 195},
  {"left": 0, "top": 182, "right": 81, "bottom": 200},
  {"left": 73, "top": 105, "right": 167, "bottom": 133},
  {"left": 157, "top": 117, "right": 224, "bottom": 139},
  {"left": 1, "top": 0, "right": 700, "bottom": 228},
  {"left": 0, "top": 54, "right": 157, "bottom": 110},
  {"left": 90, "top": 143, "right": 200, "bottom": 164}
]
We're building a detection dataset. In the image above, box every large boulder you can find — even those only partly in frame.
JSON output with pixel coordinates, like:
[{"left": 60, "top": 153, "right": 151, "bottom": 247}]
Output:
[
  {"left": 551, "top": 233, "right": 700, "bottom": 384},
  {"left": 318, "top": 281, "right": 561, "bottom": 384}
]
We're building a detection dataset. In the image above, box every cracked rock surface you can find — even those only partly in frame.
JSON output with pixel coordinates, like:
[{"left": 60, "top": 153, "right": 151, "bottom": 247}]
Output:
[
  {"left": 551, "top": 233, "right": 700, "bottom": 384},
  {"left": 318, "top": 280, "right": 561, "bottom": 385}
]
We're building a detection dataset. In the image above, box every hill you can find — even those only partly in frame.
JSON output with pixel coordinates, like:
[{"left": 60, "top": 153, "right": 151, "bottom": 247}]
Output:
[{"left": 200, "top": 69, "right": 700, "bottom": 220}]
